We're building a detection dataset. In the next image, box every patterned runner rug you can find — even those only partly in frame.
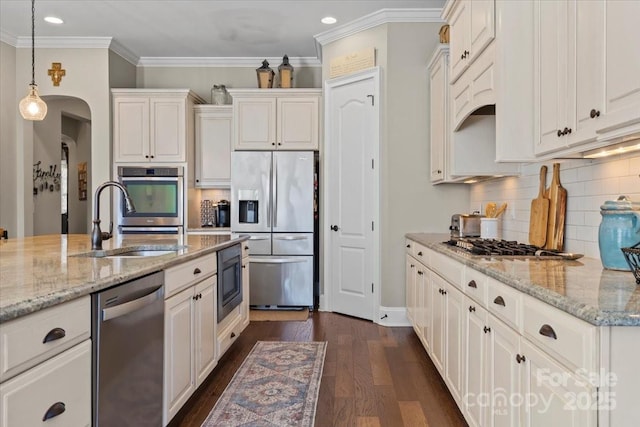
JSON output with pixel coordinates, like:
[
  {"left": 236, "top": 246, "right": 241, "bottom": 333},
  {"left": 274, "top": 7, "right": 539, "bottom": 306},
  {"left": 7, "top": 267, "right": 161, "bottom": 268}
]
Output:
[{"left": 201, "top": 341, "right": 327, "bottom": 427}]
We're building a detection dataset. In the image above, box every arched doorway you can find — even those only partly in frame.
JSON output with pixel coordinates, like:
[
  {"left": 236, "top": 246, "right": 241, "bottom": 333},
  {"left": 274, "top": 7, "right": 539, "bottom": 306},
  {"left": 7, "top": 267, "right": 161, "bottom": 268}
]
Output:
[{"left": 32, "top": 96, "right": 91, "bottom": 235}]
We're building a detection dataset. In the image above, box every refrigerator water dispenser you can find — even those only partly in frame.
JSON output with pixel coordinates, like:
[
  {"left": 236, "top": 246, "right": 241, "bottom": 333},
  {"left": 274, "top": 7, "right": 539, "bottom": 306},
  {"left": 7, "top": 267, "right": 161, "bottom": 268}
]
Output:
[{"left": 239, "top": 200, "right": 258, "bottom": 224}]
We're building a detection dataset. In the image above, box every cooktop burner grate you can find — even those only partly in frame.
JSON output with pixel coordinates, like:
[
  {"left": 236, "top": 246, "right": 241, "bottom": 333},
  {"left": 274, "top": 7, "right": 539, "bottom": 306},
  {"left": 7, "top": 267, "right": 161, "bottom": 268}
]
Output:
[{"left": 445, "top": 238, "right": 542, "bottom": 256}]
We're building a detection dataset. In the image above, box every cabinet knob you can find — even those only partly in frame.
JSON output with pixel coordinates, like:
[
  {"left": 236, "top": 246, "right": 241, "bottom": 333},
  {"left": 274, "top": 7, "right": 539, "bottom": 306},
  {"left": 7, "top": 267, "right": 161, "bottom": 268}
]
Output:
[
  {"left": 442, "top": 289, "right": 447, "bottom": 295},
  {"left": 330, "top": 225, "right": 339, "bottom": 231},
  {"left": 272, "top": 142, "right": 276, "bottom": 146},
  {"left": 557, "top": 129, "right": 563, "bottom": 137},
  {"left": 468, "top": 305, "right": 476, "bottom": 313},
  {"left": 193, "top": 267, "right": 202, "bottom": 275},
  {"left": 196, "top": 179, "right": 199, "bottom": 183},
  {"left": 145, "top": 155, "right": 150, "bottom": 158},
  {"left": 418, "top": 271, "right": 424, "bottom": 275},
  {"left": 410, "top": 264, "right": 415, "bottom": 268},
  {"left": 565, "top": 127, "right": 572, "bottom": 135},
  {"left": 461, "top": 53, "right": 465, "bottom": 60},
  {"left": 467, "top": 280, "right": 477, "bottom": 289},
  {"left": 278, "top": 143, "right": 282, "bottom": 146},
  {"left": 230, "top": 332, "right": 236, "bottom": 338},
  {"left": 42, "top": 402, "right": 66, "bottom": 421},
  {"left": 43, "top": 327, "right": 66, "bottom": 344},
  {"left": 590, "top": 109, "right": 601, "bottom": 119},
  {"left": 406, "top": 244, "right": 411, "bottom": 248},
  {"left": 242, "top": 264, "right": 246, "bottom": 269},
  {"left": 244, "top": 245, "right": 249, "bottom": 250},
  {"left": 463, "top": 50, "right": 469, "bottom": 58},
  {"left": 150, "top": 155, "right": 155, "bottom": 158},
  {"left": 516, "top": 354, "right": 526, "bottom": 364},
  {"left": 437, "top": 169, "right": 442, "bottom": 174},
  {"left": 417, "top": 251, "right": 423, "bottom": 256},
  {"left": 483, "top": 326, "right": 491, "bottom": 334}
]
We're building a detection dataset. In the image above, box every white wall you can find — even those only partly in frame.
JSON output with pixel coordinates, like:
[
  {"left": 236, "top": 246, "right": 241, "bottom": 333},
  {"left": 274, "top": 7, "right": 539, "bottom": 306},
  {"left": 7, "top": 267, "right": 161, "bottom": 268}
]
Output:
[
  {"left": 0, "top": 41, "right": 17, "bottom": 237},
  {"left": 10, "top": 47, "right": 112, "bottom": 237},
  {"left": 321, "top": 23, "right": 471, "bottom": 307},
  {"left": 470, "top": 154, "right": 640, "bottom": 262}
]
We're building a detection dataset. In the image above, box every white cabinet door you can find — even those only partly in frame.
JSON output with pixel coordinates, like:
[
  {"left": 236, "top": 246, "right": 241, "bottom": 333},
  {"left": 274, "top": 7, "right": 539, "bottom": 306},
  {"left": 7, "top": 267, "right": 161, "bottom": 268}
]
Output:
[
  {"left": 449, "top": 0, "right": 471, "bottom": 82},
  {"left": 602, "top": 0, "right": 640, "bottom": 132},
  {"left": 417, "top": 267, "right": 431, "bottom": 351},
  {"left": 431, "top": 273, "right": 446, "bottom": 375},
  {"left": 233, "top": 97, "right": 277, "bottom": 150},
  {"left": 470, "top": 0, "right": 495, "bottom": 62},
  {"left": 195, "top": 106, "right": 233, "bottom": 188},
  {"left": 464, "top": 300, "right": 488, "bottom": 427},
  {"left": 414, "top": 266, "right": 426, "bottom": 342},
  {"left": 534, "top": 0, "right": 571, "bottom": 155},
  {"left": 113, "top": 97, "right": 150, "bottom": 162},
  {"left": 521, "top": 340, "right": 596, "bottom": 427},
  {"left": 405, "top": 256, "right": 416, "bottom": 324},
  {"left": 164, "top": 286, "right": 195, "bottom": 424},
  {"left": 277, "top": 97, "right": 319, "bottom": 150},
  {"left": 488, "top": 315, "right": 521, "bottom": 427},
  {"left": 444, "top": 282, "right": 465, "bottom": 407},
  {"left": 150, "top": 97, "right": 187, "bottom": 162},
  {"left": 570, "top": 0, "right": 604, "bottom": 145},
  {"left": 429, "top": 48, "right": 447, "bottom": 182},
  {"left": 240, "top": 257, "right": 250, "bottom": 329},
  {"left": 194, "top": 276, "right": 217, "bottom": 387},
  {"left": 0, "top": 340, "right": 91, "bottom": 427}
]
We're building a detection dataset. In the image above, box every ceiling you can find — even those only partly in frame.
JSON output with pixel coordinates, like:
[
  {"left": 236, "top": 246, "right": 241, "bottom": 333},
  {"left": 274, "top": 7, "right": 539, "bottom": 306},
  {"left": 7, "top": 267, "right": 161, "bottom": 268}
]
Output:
[{"left": 0, "top": 0, "right": 445, "bottom": 64}]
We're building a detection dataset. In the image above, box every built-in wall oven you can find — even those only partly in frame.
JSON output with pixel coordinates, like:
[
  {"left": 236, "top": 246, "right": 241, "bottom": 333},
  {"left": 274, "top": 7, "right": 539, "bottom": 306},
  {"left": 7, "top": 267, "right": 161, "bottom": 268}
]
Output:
[
  {"left": 217, "top": 244, "right": 243, "bottom": 322},
  {"left": 117, "top": 166, "right": 184, "bottom": 234}
]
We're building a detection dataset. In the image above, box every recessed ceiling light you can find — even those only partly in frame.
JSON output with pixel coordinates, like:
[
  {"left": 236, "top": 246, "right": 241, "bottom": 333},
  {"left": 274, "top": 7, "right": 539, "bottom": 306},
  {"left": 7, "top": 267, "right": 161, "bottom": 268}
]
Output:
[
  {"left": 44, "top": 16, "right": 63, "bottom": 24},
  {"left": 321, "top": 16, "right": 337, "bottom": 25}
]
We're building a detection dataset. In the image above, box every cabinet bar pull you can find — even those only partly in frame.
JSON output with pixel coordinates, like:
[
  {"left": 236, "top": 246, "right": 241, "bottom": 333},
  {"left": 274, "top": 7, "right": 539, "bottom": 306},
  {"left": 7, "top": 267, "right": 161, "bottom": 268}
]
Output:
[
  {"left": 468, "top": 280, "right": 477, "bottom": 289},
  {"left": 493, "top": 296, "right": 506, "bottom": 306},
  {"left": 516, "top": 354, "right": 526, "bottom": 364},
  {"left": 193, "top": 268, "right": 202, "bottom": 275},
  {"left": 538, "top": 324, "right": 558, "bottom": 339},
  {"left": 42, "top": 327, "right": 66, "bottom": 344},
  {"left": 42, "top": 402, "right": 66, "bottom": 421},
  {"left": 483, "top": 326, "right": 491, "bottom": 334},
  {"left": 468, "top": 305, "right": 476, "bottom": 313}
]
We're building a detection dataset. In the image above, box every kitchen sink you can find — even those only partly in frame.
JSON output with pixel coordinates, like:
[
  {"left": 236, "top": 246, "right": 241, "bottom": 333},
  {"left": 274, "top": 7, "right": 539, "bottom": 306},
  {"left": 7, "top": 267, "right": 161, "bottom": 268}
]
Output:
[{"left": 71, "top": 245, "right": 186, "bottom": 258}]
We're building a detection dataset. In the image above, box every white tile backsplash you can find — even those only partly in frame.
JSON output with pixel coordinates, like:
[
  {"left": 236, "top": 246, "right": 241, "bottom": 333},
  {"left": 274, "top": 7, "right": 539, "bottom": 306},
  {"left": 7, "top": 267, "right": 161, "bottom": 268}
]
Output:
[{"left": 470, "top": 153, "right": 640, "bottom": 261}]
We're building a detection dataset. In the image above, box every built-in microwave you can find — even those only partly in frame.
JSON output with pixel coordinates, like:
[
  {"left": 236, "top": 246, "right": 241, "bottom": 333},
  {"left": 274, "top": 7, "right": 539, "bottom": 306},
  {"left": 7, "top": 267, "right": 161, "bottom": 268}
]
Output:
[{"left": 117, "top": 166, "right": 184, "bottom": 233}]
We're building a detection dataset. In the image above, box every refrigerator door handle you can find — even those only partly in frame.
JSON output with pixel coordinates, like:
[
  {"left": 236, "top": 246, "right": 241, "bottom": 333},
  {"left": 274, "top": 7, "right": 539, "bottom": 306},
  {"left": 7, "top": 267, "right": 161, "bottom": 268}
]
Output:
[
  {"left": 273, "top": 155, "right": 278, "bottom": 228},
  {"left": 273, "top": 235, "right": 309, "bottom": 241},
  {"left": 267, "top": 157, "right": 272, "bottom": 227},
  {"left": 250, "top": 257, "right": 307, "bottom": 264},
  {"left": 249, "top": 235, "right": 271, "bottom": 241}
]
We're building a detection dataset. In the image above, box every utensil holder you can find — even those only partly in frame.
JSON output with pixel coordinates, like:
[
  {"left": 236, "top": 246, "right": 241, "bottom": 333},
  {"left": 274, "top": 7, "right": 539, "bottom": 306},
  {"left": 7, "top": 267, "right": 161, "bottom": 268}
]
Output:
[
  {"left": 480, "top": 218, "right": 502, "bottom": 239},
  {"left": 621, "top": 242, "right": 640, "bottom": 284}
]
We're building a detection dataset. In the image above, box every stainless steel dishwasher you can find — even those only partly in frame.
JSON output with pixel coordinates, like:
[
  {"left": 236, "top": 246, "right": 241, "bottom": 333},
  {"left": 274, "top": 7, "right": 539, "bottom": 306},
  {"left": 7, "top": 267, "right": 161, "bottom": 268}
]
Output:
[{"left": 92, "top": 271, "right": 164, "bottom": 426}]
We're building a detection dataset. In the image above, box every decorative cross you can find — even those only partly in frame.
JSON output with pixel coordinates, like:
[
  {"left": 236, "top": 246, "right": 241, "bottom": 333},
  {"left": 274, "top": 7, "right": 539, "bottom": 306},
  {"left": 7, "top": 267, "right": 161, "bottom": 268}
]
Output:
[{"left": 48, "top": 62, "right": 66, "bottom": 86}]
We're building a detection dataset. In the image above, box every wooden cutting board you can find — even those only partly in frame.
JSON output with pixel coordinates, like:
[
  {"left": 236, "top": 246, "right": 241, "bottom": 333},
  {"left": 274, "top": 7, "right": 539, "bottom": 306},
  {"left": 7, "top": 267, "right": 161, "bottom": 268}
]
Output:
[
  {"left": 528, "top": 165, "right": 549, "bottom": 247},
  {"left": 545, "top": 163, "right": 567, "bottom": 251}
]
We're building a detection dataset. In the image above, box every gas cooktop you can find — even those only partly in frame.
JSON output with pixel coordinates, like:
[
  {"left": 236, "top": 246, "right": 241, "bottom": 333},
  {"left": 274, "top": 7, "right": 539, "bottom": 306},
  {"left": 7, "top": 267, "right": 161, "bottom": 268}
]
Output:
[{"left": 443, "top": 238, "right": 583, "bottom": 260}]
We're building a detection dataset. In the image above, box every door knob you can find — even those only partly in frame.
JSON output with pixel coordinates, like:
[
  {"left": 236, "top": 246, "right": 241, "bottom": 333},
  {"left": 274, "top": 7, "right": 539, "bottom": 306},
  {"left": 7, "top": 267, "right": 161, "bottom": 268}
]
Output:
[{"left": 330, "top": 225, "right": 339, "bottom": 231}]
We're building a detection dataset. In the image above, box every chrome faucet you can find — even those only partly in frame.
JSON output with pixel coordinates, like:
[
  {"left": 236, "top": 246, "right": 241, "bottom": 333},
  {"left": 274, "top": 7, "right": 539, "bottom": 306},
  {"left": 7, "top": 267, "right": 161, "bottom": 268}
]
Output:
[{"left": 91, "top": 181, "right": 136, "bottom": 250}]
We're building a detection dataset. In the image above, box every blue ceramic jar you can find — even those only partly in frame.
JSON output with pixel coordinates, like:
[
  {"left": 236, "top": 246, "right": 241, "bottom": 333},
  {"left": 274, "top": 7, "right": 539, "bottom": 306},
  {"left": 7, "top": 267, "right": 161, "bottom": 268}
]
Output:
[{"left": 599, "top": 196, "right": 640, "bottom": 270}]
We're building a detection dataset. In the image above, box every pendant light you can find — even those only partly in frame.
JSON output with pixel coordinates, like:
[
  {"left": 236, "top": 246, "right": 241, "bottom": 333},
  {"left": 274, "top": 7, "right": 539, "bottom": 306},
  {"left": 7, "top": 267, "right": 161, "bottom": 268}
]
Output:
[{"left": 19, "top": 0, "right": 47, "bottom": 121}]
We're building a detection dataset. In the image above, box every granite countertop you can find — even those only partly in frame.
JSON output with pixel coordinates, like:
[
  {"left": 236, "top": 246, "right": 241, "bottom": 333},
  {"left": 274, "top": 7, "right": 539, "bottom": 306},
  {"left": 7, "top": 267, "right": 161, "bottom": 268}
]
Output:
[
  {"left": 406, "top": 233, "right": 640, "bottom": 326},
  {"left": 0, "top": 233, "right": 248, "bottom": 323}
]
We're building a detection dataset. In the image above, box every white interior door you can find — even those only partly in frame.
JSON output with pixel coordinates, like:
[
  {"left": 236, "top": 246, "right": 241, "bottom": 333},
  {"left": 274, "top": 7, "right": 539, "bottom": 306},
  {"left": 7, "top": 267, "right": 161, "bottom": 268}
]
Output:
[{"left": 324, "top": 68, "right": 379, "bottom": 321}]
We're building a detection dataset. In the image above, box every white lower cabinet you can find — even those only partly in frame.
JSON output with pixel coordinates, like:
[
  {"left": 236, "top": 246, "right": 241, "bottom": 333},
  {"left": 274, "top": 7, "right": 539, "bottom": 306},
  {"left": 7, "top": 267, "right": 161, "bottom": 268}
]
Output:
[
  {"left": 0, "top": 339, "right": 91, "bottom": 427},
  {"left": 164, "top": 274, "right": 217, "bottom": 425},
  {"left": 405, "top": 241, "right": 600, "bottom": 426}
]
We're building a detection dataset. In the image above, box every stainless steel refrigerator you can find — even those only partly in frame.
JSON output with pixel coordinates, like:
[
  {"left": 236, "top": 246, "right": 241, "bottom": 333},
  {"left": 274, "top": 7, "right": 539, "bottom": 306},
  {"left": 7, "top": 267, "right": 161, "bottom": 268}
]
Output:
[{"left": 231, "top": 151, "right": 314, "bottom": 307}]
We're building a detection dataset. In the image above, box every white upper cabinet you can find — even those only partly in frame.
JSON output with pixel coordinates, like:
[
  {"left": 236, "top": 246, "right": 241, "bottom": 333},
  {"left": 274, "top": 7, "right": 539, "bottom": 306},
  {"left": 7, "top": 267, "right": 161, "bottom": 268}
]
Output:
[
  {"left": 429, "top": 46, "right": 448, "bottom": 183},
  {"left": 112, "top": 89, "right": 204, "bottom": 163},
  {"left": 445, "top": 0, "right": 495, "bottom": 84},
  {"left": 601, "top": 0, "right": 640, "bottom": 135},
  {"left": 194, "top": 105, "right": 232, "bottom": 188},
  {"left": 228, "top": 89, "right": 321, "bottom": 151}
]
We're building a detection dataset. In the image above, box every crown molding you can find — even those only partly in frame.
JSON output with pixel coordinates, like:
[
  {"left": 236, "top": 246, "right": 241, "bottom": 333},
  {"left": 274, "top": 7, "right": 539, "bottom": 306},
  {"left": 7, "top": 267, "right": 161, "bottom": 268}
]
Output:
[
  {"left": 137, "top": 56, "right": 321, "bottom": 68},
  {"left": 0, "top": 30, "right": 18, "bottom": 46},
  {"left": 14, "top": 36, "right": 113, "bottom": 49},
  {"left": 108, "top": 39, "right": 139, "bottom": 66},
  {"left": 313, "top": 8, "right": 444, "bottom": 60}
]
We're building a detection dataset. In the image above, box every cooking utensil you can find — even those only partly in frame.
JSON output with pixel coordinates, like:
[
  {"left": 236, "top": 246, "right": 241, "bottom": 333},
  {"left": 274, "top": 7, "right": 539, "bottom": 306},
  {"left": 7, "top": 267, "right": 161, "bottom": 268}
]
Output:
[
  {"left": 495, "top": 203, "right": 507, "bottom": 218},
  {"left": 544, "top": 163, "right": 567, "bottom": 251},
  {"left": 534, "top": 249, "right": 583, "bottom": 260},
  {"left": 529, "top": 165, "right": 549, "bottom": 247},
  {"left": 485, "top": 202, "right": 497, "bottom": 218}
]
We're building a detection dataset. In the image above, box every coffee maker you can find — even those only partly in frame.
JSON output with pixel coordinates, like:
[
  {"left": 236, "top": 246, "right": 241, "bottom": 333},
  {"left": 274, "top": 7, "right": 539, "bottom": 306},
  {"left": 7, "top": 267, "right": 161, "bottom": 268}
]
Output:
[{"left": 217, "top": 200, "right": 230, "bottom": 227}]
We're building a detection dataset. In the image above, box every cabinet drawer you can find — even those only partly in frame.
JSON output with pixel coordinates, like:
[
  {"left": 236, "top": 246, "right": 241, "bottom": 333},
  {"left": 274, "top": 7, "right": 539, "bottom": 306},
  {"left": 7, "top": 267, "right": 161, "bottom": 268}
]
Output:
[
  {"left": 405, "top": 239, "right": 414, "bottom": 256},
  {"left": 165, "top": 253, "right": 216, "bottom": 298},
  {"left": 0, "top": 340, "right": 91, "bottom": 427},
  {"left": 486, "top": 278, "right": 521, "bottom": 330},
  {"left": 217, "top": 308, "right": 242, "bottom": 357},
  {"left": 412, "top": 242, "right": 429, "bottom": 265},
  {"left": 0, "top": 296, "right": 90, "bottom": 382},
  {"left": 523, "top": 296, "right": 597, "bottom": 374},
  {"left": 430, "top": 250, "right": 463, "bottom": 290},
  {"left": 463, "top": 267, "right": 488, "bottom": 305}
]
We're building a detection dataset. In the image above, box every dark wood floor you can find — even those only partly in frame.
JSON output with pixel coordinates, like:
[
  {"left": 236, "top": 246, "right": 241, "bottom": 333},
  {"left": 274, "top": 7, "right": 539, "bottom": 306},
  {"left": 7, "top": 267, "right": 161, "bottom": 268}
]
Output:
[{"left": 169, "top": 312, "right": 467, "bottom": 427}]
